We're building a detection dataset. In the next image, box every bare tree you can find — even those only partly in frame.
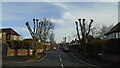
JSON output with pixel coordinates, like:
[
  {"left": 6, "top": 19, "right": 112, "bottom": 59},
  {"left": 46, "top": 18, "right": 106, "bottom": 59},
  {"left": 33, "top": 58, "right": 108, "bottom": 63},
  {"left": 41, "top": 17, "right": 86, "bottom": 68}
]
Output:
[
  {"left": 75, "top": 18, "right": 93, "bottom": 46},
  {"left": 91, "top": 24, "right": 114, "bottom": 39},
  {"left": 90, "top": 25, "right": 100, "bottom": 37},
  {"left": 41, "top": 18, "right": 55, "bottom": 53},
  {"left": 75, "top": 18, "right": 93, "bottom": 54},
  {"left": 25, "top": 18, "right": 55, "bottom": 55},
  {"left": 88, "top": 24, "right": 114, "bottom": 39},
  {"left": 49, "top": 32, "right": 55, "bottom": 45}
]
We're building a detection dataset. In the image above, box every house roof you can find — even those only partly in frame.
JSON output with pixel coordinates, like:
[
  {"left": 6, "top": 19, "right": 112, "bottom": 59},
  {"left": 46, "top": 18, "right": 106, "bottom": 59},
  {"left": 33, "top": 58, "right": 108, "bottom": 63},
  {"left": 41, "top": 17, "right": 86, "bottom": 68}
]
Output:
[
  {"left": 105, "top": 22, "right": 120, "bottom": 35},
  {"left": 0, "top": 28, "right": 20, "bottom": 36}
]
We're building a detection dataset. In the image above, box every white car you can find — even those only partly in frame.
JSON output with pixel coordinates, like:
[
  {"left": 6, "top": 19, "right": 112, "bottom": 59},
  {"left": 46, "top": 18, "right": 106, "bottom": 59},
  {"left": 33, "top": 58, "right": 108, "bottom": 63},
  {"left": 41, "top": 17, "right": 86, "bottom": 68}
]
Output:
[{"left": 53, "top": 47, "right": 56, "bottom": 50}]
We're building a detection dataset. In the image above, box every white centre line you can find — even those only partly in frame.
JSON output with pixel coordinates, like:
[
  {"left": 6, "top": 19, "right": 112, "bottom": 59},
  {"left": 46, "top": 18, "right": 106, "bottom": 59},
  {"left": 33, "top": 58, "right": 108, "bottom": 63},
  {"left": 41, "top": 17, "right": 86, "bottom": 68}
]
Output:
[
  {"left": 59, "top": 54, "right": 61, "bottom": 57},
  {"left": 59, "top": 58, "right": 62, "bottom": 62},
  {"left": 61, "top": 64, "right": 64, "bottom": 68}
]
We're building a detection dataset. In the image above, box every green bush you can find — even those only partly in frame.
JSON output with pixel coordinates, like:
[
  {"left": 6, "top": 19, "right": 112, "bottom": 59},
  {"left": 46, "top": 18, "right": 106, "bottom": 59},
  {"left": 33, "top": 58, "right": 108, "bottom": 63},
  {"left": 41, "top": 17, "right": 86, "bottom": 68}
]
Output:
[
  {"left": 105, "top": 39, "right": 120, "bottom": 54},
  {"left": 7, "top": 40, "right": 21, "bottom": 49},
  {"left": 88, "top": 39, "right": 120, "bottom": 54},
  {"left": 7, "top": 40, "right": 45, "bottom": 49},
  {"left": 90, "top": 39, "right": 107, "bottom": 52},
  {"left": 37, "top": 42, "right": 44, "bottom": 49},
  {"left": 23, "top": 40, "right": 35, "bottom": 49}
]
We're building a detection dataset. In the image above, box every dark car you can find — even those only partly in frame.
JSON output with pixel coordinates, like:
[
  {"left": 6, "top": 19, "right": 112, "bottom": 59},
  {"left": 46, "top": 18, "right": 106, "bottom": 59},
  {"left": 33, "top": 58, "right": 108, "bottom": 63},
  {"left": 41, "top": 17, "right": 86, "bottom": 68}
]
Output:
[{"left": 63, "top": 47, "right": 69, "bottom": 52}]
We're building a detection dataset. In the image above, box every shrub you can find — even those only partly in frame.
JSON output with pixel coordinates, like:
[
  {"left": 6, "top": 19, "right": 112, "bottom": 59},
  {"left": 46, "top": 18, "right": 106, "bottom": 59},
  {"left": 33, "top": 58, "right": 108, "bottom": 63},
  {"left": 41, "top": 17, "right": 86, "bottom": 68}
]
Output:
[
  {"left": 23, "top": 40, "right": 44, "bottom": 49},
  {"left": 37, "top": 42, "right": 44, "bottom": 49},
  {"left": 7, "top": 40, "right": 45, "bottom": 49},
  {"left": 23, "top": 40, "right": 34, "bottom": 49},
  {"left": 105, "top": 39, "right": 120, "bottom": 54},
  {"left": 87, "top": 39, "right": 107, "bottom": 56},
  {"left": 88, "top": 38, "right": 120, "bottom": 54},
  {"left": 6, "top": 40, "right": 21, "bottom": 49}
]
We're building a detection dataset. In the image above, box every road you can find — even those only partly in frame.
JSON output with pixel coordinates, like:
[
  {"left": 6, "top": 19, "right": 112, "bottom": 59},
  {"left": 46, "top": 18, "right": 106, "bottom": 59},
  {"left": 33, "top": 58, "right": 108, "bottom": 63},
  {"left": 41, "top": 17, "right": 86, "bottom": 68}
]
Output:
[{"left": 3, "top": 47, "right": 100, "bottom": 68}]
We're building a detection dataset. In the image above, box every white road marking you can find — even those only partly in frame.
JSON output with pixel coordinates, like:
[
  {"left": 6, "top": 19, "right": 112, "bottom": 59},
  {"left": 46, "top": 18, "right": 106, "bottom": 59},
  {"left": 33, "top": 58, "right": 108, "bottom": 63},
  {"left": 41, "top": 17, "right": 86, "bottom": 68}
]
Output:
[
  {"left": 59, "top": 54, "right": 61, "bottom": 57},
  {"left": 40, "top": 54, "right": 48, "bottom": 60},
  {"left": 59, "top": 58, "right": 62, "bottom": 62},
  {"left": 40, "top": 50, "right": 53, "bottom": 60},
  {"left": 61, "top": 64, "right": 64, "bottom": 68}
]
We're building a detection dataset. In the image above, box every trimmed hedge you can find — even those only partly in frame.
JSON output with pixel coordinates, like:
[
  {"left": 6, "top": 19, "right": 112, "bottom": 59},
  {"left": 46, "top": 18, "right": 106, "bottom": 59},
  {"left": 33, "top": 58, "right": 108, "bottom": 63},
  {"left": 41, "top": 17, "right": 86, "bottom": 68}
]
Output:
[
  {"left": 37, "top": 42, "right": 44, "bottom": 49},
  {"left": 88, "top": 39, "right": 120, "bottom": 54},
  {"left": 6, "top": 40, "right": 44, "bottom": 49},
  {"left": 6, "top": 40, "right": 21, "bottom": 49},
  {"left": 105, "top": 39, "right": 120, "bottom": 54}
]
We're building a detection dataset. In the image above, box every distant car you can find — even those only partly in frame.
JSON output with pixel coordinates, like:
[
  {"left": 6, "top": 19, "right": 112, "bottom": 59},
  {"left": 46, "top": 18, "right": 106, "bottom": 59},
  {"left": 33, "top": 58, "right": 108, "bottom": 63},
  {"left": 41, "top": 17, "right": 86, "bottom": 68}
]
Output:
[
  {"left": 63, "top": 47, "right": 69, "bottom": 52},
  {"left": 53, "top": 47, "right": 57, "bottom": 50}
]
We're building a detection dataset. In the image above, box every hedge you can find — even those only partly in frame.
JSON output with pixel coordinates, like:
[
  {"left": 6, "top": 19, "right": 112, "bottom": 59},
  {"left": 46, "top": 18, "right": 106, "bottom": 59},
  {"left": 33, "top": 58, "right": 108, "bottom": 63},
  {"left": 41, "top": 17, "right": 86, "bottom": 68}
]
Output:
[
  {"left": 37, "top": 42, "right": 44, "bottom": 49},
  {"left": 88, "top": 38, "right": 120, "bottom": 54},
  {"left": 6, "top": 40, "right": 44, "bottom": 49}
]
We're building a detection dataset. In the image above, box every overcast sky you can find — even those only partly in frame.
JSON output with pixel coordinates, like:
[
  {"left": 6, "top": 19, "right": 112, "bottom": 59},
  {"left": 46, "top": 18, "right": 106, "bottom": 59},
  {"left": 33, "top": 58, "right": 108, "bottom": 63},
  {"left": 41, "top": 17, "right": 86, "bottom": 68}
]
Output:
[{"left": 1, "top": 0, "right": 119, "bottom": 43}]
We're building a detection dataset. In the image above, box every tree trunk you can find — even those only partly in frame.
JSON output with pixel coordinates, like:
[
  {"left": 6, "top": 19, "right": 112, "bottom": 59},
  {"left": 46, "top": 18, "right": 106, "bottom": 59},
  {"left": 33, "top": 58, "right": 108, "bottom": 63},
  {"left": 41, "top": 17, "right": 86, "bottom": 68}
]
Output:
[{"left": 14, "top": 49, "right": 18, "bottom": 56}]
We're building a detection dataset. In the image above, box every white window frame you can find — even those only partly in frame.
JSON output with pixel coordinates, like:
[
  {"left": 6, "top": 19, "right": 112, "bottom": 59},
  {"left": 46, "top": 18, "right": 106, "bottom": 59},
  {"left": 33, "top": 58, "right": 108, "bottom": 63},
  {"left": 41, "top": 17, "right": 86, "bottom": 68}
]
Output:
[
  {"left": 14, "top": 35, "right": 17, "bottom": 40},
  {"left": 0, "top": 34, "right": 2, "bottom": 38}
]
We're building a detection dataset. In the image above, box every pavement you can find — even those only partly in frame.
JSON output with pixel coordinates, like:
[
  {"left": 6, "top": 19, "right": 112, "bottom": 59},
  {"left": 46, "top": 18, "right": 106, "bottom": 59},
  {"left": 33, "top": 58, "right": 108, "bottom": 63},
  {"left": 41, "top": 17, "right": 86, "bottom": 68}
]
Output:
[
  {"left": 3, "top": 56, "right": 37, "bottom": 63},
  {"left": 2, "top": 47, "right": 100, "bottom": 68},
  {"left": 68, "top": 51, "right": 120, "bottom": 68},
  {"left": 2, "top": 52, "right": 48, "bottom": 64}
]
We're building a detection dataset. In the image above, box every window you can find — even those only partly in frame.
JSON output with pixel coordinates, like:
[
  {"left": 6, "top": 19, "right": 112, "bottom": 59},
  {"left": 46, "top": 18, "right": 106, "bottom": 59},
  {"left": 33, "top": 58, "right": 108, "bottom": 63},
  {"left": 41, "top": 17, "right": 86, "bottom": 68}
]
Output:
[
  {"left": 0, "top": 34, "right": 2, "bottom": 40},
  {"left": 14, "top": 36, "right": 17, "bottom": 40},
  {"left": 119, "top": 32, "right": 120, "bottom": 38},
  {"left": 114, "top": 33, "right": 116, "bottom": 39},
  {"left": 116, "top": 33, "right": 118, "bottom": 38},
  {"left": 6, "top": 34, "right": 10, "bottom": 40},
  {"left": 0, "top": 34, "right": 2, "bottom": 38}
]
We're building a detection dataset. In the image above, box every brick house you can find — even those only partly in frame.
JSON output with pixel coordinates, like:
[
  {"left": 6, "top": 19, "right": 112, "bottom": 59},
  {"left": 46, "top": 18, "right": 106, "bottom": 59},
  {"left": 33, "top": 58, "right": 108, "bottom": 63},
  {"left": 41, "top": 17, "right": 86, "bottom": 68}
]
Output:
[
  {"left": 0, "top": 28, "right": 20, "bottom": 43},
  {"left": 105, "top": 22, "right": 120, "bottom": 39}
]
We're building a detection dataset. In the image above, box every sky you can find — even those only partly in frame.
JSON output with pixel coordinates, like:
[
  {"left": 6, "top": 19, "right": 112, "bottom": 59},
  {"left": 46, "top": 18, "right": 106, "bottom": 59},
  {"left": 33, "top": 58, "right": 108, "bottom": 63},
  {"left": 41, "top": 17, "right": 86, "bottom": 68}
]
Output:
[{"left": 1, "top": 0, "right": 119, "bottom": 43}]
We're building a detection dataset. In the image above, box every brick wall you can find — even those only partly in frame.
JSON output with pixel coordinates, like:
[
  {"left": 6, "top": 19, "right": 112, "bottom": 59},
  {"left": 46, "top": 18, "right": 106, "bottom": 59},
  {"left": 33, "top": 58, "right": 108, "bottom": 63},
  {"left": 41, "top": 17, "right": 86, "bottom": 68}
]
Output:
[{"left": 7, "top": 48, "right": 43, "bottom": 56}]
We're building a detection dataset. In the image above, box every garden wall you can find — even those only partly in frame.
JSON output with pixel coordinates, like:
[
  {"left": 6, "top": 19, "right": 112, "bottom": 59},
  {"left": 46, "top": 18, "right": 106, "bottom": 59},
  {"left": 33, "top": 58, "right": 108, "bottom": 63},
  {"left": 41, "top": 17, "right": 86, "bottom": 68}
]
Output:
[{"left": 7, "top": 48, "right": 43, "bottom": 56}]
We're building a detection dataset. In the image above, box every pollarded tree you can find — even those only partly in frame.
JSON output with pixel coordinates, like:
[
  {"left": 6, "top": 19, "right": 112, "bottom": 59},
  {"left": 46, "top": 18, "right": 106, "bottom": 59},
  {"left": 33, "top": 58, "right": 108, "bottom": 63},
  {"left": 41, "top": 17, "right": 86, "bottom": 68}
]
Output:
[
  {"left": 75, "top": 18, "right": 93, "bottom": 46},
  {"left": 75, "top": 18, "right": 93, "bottom": 54},
  {"left": 25, "top": 18, "right": 55, "bottom": 55}
]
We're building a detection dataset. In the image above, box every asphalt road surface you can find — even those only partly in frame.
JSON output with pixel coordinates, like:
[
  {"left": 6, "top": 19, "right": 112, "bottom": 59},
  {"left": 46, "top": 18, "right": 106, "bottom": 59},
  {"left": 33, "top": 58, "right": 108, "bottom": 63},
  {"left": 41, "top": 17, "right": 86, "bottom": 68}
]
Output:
[{"left": 3, "top": 47, "right": 100, "bottom": 68}]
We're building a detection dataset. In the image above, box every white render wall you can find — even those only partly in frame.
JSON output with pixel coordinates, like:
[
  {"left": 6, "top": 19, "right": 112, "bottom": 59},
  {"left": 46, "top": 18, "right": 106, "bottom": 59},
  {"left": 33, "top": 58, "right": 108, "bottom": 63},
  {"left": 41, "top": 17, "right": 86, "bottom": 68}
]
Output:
[{"left": 106, "top": 32, "right": 120, "bottom": 39}]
